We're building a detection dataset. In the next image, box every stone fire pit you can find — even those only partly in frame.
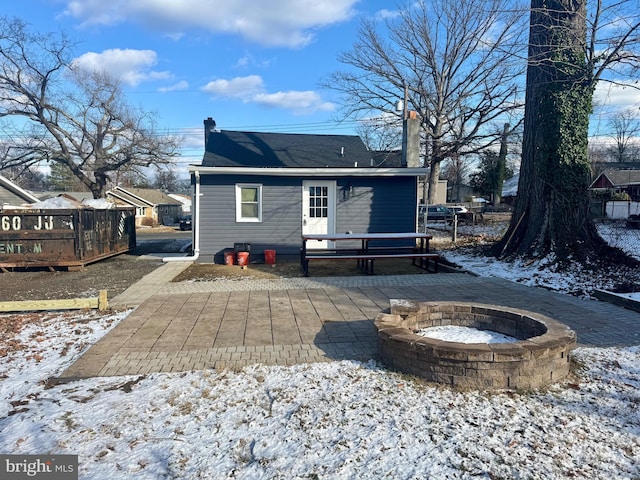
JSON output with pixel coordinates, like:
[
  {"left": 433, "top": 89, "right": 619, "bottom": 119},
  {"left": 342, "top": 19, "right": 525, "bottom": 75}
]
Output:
[{"left": 375, "top": 300, "right": 576, "bottom": 390}]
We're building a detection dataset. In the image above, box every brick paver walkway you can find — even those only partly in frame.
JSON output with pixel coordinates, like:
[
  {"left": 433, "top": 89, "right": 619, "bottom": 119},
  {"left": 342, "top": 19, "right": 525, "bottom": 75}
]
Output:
[{"left": 56, "top": 263, "right": 640, "bottom": 381}]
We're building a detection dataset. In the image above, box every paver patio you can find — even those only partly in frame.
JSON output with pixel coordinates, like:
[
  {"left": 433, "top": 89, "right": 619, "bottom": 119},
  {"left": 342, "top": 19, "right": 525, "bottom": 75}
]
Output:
[{"left": 55, "top": 266, "right": 640, "bottom": 381}]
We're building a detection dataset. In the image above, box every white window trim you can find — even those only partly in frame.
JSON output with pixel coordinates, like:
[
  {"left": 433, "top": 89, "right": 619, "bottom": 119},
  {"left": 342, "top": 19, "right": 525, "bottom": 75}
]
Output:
[{"left": 235, "top": 183, "right": 262, "bottom": 222}]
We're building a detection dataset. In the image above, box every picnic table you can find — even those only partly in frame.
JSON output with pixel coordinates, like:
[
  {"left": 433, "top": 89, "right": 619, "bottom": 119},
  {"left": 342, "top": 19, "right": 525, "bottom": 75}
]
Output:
[{"left": 300, "top": 232, "right": 439, "bottom": 276}]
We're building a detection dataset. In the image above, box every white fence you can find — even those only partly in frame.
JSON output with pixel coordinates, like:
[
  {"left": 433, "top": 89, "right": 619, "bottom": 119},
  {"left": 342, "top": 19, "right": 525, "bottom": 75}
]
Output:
[{"left": 606, "top": 201, "right": 640, "bottom": 219}]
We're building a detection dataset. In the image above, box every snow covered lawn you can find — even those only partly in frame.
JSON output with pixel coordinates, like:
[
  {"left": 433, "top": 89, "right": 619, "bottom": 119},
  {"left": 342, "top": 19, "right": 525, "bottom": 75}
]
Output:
[
  {"left": 1, "top": 224, "right": 638, "bottom": 479},
  {"left": 1, "top": 308, "right": 639, "bottom": 479}
]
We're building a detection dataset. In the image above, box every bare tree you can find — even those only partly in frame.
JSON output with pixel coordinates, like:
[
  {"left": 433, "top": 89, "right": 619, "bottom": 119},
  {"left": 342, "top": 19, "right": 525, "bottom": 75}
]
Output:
[
  {"left": 441, "top": 154, "right": 474, "bottom": 203},
  {"left": 153, "top": 168, "right": 185, "bottom": 193},
  {"left": 588, "top": 141, "right": 611, "bottom": 170},
  {"left": 356, "top": 116, "right": 404, "bottom": 168},
  {"left": 0, "top": 165, "right": 47, "bottom": 191},
  {"left": 325, "top": 0, "right": 527, "bottom": 203},
  {"left": 495, "top": 0, "right": 640, "bottom": 261},
  {"left": 0, "top": 17, "right": 181, "bottom": 198},
  {"left": 608, "top": 108, "right": 640, "bottom": 162},
  {"left": 356, "top": 117, "right": 402, "bottom": 153}
]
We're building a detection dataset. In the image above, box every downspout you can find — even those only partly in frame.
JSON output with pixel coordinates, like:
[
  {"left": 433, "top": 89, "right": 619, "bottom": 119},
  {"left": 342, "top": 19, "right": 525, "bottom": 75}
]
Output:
[{"left": 163, "top": 170, "right": 200, "bottom": 262}]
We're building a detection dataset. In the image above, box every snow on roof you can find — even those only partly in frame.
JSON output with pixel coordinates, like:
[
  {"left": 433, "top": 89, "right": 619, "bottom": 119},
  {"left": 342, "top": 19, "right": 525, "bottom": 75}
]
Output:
[
  {"left": 3, "top": 196, "right": 117, "bottom": 210},
  {"left": 29, "top": 196, "right": 80, "bottom": 209},
  {"left": 502, "top": 174, "right": 519, "bottom": 197},
  {"left": 82, "top": 198, "right": 115, "bottom": 209}
]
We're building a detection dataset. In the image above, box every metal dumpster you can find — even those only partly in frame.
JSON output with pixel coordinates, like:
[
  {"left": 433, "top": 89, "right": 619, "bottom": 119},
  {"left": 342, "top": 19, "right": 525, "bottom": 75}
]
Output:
[{"left": 0, "top": 207, "right": 136, "bottom": 270}]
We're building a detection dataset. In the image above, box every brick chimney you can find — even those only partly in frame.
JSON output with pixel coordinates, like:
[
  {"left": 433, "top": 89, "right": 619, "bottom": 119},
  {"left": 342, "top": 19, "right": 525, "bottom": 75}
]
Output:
[
  {"left": 204, "top": 117, "right": 216, "bottom": 148},
  {"left": 401, "top": 111, "right": 420, "bottom": 168}
]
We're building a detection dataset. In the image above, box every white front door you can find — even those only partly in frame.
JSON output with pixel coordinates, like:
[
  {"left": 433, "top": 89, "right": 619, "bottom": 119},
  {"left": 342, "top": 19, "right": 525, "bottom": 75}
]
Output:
[{"left": 302, "top": 180, "right": 336, "bottom": 249}]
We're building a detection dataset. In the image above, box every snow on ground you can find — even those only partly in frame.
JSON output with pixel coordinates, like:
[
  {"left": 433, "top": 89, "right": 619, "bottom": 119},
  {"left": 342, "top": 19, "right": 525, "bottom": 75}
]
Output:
[
  {"left": 597, "top": 222, "right": 640, "bottom": 262},
  {"left": 428, "top": 220, "right": 640, "bottom": 300},
  {"left": 0, "top": 311, "right": 639, "bottom": 479},
  {"left": 417, "top": 325, "right": 518, "bottom": 344},
  {"left": 620, "top": 292, "right": 640, "bottom": 301},
  {"left": 1, "top": 224, "right": 639, "bottom": 479}
]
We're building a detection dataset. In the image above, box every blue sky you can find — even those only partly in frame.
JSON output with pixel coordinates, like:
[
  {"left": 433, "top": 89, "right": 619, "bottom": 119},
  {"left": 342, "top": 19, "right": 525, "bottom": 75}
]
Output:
[
  {"left": 3, "top": 1, "right": 639, "bottom": 174},
  {"left": 4, "top": 0, "right": 398, "bottom": 171}
]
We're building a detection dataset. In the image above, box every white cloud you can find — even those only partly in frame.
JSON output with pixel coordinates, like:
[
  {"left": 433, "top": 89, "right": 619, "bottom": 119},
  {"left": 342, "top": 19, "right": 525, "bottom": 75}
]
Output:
[
  {"left": 234, "top": 53, "right": 272, "bottom": 70},
  {"left": 201, "top": 75, "right": 335, "bottom": 114},
  {"left": 62, "top": 0, "right": 359, "bottom": 48},
  {"left": 201, "top": 75, "right": 265, "bottom": 100},
  {"left": 375, "top": 9, "right": 401, "bottom": 21},
  {"left": 72, "top": 48, "right": 171, "bottom": 86},
  {"left": 158, "top": 80, "right": 189, "bottom": 92},
  {"left": 254, "top": 91, "right": 335, "bottom": 114},
  {"left": 179, "top": 127, "right": 207, "bottom": 150},
  {"left": 235, "top": 56, "right": 250, "bottom": 68},
  {"left": 594, "top": 81, "right": 640, "bottom": 109}
]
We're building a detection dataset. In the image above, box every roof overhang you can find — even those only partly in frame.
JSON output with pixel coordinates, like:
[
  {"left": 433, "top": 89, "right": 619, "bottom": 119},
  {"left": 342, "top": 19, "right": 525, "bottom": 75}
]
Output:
[
  {"left": 188, "top": 166, "right": 429, "bottom": 177},
  {"left": 0, "top": 175, "right": 40, "bottom": 203},
  {"left": 106, "top": 190, "right": 149, "bottom": 208}
]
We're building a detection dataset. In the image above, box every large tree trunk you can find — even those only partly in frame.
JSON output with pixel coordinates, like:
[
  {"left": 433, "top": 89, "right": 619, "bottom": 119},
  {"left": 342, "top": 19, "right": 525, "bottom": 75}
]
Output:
[
  {"left": 427, "top": 160, "right": 442, "bottom": 205},
  {"left": 495, "top": 0, "right": 608, "bottom": 261},
  {"left": 427, "top": 130, "right": 445, "bottom": 205}
]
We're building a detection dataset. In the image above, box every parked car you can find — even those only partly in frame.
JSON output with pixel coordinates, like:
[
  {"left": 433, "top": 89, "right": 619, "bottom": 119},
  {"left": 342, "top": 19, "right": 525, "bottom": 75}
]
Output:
[
  {"left": 449, "top": 205, "right": 469, "bottom": 215},
  {"left": 179, "top": 215, "right": 192, "bottom": 231},
  {"left": 419, "top": 205, "right": 453, "bottom": 222}
]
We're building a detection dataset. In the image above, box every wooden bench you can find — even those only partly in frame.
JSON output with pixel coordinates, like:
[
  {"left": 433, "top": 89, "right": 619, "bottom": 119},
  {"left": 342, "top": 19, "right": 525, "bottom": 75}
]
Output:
[{"left": 302, "top": 250, "right": 440, "bottom": 276}]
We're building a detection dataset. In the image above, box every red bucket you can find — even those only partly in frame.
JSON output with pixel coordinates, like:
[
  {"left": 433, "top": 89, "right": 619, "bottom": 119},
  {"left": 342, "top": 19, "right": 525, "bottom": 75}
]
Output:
[
  {"left": 264, "top": 249, "right": 276, "bottom": 266},
  {"left": 236, "top": 251, "right": 249, "bottom": 266},
  {"left": 224, "top": 250, "right": 235, "bottom": 265}
]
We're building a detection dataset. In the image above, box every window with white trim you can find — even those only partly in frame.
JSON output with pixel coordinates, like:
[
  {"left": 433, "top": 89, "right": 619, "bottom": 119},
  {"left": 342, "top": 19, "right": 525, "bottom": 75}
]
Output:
[{"left": 235, "top": 184, "right": 262, "bottom": 222}]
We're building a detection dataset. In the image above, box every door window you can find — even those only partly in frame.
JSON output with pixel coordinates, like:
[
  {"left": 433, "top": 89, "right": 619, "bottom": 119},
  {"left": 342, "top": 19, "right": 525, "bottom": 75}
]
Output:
[{"left": 309, "top": 186, "right": 328, "bottom": 218}]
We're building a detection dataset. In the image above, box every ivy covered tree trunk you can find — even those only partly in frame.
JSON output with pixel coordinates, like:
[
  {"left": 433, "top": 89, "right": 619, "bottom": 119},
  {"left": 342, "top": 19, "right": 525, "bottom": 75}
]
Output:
[{"left": 495, "top": 0, "right": 608, "bottom": 261}]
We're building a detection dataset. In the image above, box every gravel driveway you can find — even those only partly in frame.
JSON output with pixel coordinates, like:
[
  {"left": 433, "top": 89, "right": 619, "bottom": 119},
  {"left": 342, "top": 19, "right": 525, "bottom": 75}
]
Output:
[{"left": 0, "top": 235, "right": 189, "bottom": 302}]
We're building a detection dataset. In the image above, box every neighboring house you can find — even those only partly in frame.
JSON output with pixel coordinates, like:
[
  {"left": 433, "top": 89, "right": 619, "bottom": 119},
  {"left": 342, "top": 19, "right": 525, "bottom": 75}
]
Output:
[
  {"left": 107, "top": 186, "right": 183, "bottom": 227},
  {"left": 0, "top": 174, "right": 40, "bottom": 207},
  {"left": 501, "top": 174, "right": 519, "bottom": 205},
  {"left": 188, "top": 117, "right": 428, "bottom": 263},
  {"left": 590, "top": 169, "right": 640, "bottom": 201},
  {"left": 168, "top": 193, "right": 192, "bottom": 215},
  {"left": 590, "top": 169, "right": 640, "bottom": 219},
  {"left": 418, "top": 179, "right": 448, "bottom": 205},
  {"left": 446, "top": 183, "right": 475, "bottom": 204}
]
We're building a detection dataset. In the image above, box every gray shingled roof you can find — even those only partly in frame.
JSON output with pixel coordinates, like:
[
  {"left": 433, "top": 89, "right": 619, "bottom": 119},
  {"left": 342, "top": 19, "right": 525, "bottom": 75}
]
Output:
[
  {"left": 599, "top": 169, "right": 640, "bottom": 186},
  {"left": 109, "top": 187, "right": 182, "bottom": 206},
  {"left": 370, "top": 150, "right": 405, "bottom": 168},
  {"left": 201, "top": 130, "right": 374, "bottom": 168}
]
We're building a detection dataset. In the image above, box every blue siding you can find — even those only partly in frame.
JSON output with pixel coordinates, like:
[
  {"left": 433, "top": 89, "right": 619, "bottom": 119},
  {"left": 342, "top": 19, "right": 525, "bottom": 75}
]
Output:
[
  {"left": 195, "top": 173, "right": 418, "bottom": 263},
  {"left": 336, "top": 177, "right": 417, "bottom": 248}
]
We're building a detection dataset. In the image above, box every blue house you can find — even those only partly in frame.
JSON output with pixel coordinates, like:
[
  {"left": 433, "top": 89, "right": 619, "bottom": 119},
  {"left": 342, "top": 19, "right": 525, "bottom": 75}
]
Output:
[{"left": 188, "top": 117, "right": 427, "bottom": 263}]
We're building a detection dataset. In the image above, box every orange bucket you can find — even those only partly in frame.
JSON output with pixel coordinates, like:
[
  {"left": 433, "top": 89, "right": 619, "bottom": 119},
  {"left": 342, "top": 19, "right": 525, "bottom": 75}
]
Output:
[
  {"left": 224, "top": 250, "right": 235, "bottom": 265},
  {"left": 264, "top": 249, "right": 276, "bottom": 265},
  {"left": 236, "top": 251, "right": 249, "bottom": 266}
]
